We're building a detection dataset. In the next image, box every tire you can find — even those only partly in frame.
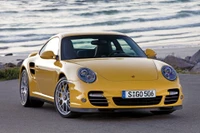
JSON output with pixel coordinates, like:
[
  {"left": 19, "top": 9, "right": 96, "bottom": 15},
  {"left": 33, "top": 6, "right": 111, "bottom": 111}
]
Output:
[
  {"left": 54, "top": 77, "right": 80, "bottom": 118},
  {"left": 20, "top": 69, "right": 44, "bottom": 107},
  {"left": 151, "top": 110, "right": 174, "bottom": 115}
]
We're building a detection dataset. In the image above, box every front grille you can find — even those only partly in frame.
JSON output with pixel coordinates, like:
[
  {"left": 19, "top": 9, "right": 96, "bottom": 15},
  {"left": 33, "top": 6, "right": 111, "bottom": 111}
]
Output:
[
  {"left": 165, "top": 89, "right": 179, "bottom": 104},
  {"left": 88, "top": 91, "right": 108, "bottom": 106},
  {"left": 113, "top": 96, "right": 162, "bottom": 106}
]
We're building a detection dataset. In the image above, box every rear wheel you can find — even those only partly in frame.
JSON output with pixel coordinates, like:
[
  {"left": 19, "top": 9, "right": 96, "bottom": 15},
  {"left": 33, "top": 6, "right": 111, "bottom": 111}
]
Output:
[
  {"left": 54, "top": 77, "right": 80, "bottom": 118},
  {"left": 20, "top": 69, "right": 44, "bottom": 107}
]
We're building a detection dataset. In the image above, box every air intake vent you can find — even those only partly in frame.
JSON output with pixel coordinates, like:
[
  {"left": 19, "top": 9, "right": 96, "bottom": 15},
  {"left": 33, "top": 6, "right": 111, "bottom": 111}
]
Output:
[
  {"left": 165, "top": 89, "right": 179, "bottom": 104},
  {"left": 29, "top": 62, "right": 35, "bottom": 75},
  {"left": 113, "top": 96, "right": 162, "bottom": 106},
  {"left": 88, "top": 91, "right": 108, "bottom": 106}
]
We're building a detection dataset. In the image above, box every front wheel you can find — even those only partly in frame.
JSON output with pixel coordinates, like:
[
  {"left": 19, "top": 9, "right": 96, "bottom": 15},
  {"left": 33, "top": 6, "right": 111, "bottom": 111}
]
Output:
[{"left": 54, "top": 77, "right": 80, "bottom": 118}]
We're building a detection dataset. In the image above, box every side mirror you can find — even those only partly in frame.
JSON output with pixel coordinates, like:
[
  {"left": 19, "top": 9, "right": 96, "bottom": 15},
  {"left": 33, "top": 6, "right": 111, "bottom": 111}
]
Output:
[
  {"left": 40, "top": 51, "right": 55, "bottom": 59},
  {"left": 28, "top": 52, "right": 37, "bottom": 57},
  {"left": 145, "top": 49, "right": 157, "bottom": 58}
]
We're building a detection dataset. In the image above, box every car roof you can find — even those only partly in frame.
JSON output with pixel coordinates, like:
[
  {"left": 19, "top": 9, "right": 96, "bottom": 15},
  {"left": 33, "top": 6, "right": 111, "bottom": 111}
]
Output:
[{"left": 55, "top": 31, "right": 127, "bottom": 38}]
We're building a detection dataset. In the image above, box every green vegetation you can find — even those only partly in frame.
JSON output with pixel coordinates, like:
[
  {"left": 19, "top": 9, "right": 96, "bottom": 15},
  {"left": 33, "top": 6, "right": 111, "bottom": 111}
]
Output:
[
  {"left": 0, "top": 67, "right": 20, "bottom": 80},
  {"left": 175, "top": 68, "right": 199, "bottom": 74},
  {"left": 175, "top": 68, "right": 200, "bottom": 74},
  {"left": 175, "top": 68, "right": 190, "bottom": 74}
]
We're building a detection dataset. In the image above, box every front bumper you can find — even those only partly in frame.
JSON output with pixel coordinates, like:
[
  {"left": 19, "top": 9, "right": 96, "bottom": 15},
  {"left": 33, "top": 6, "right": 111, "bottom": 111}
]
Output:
[
  {"left": 71, "top": 105, "right": 182, "bottom": 113},
  {"left": 69, "top": 77, "right": 184, "bottom": 110}
]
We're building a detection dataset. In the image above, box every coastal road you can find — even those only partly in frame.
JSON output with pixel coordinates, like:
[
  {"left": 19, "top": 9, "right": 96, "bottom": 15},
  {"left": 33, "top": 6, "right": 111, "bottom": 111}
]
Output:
[{"left": 0, "top": 74, "right": 200, "bottom": 133}]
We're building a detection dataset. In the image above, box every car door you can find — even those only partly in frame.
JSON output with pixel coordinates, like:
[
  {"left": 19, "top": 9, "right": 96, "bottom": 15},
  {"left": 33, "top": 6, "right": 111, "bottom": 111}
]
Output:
[{"left": 35, "top": 37, "right": 60, "bottom": 100}]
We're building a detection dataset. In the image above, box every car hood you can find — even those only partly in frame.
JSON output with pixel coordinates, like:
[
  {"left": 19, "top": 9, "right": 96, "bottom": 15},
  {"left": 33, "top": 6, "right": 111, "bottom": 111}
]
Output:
[{"left": 68, "top": 58, "right": 158, "bottom": 81}]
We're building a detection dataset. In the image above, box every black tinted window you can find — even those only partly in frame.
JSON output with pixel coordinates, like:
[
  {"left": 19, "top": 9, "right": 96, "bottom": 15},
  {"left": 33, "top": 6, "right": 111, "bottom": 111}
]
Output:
[{"left": 61, "top": 35, "right": 146, "bottom": 60}]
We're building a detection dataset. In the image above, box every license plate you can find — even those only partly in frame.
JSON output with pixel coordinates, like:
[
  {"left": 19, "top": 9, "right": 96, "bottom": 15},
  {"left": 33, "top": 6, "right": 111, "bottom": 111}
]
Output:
[{"left": 122, "top": 90, "right": 156, "bottom": 99}]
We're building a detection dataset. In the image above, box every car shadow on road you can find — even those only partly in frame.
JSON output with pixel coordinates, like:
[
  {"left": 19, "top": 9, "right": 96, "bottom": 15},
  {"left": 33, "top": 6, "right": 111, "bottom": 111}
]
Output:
[
  {"left": 82, "top": 111, "right": 152, "bottom": 119},
  {"left": 39, "top": 103, "right": 181, "bottom": 121},
  {"left": 42, "top": 103, "right": 56, "bottom": 110},
  {"left": 79, "top": 111, "right": 180, "bottom": 121}
]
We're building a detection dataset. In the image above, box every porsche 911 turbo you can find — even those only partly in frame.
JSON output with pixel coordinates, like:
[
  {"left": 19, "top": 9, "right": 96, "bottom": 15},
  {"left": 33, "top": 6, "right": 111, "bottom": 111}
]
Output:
[{"left": 19, "top": 31, "right": 183, "bottom": 118}]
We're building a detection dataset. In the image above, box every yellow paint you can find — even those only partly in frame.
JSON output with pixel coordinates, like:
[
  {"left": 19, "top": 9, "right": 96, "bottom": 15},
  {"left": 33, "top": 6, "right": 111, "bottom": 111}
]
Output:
[
  {"left": 20, "top": 56, "right": 183, "bottom": 108},
  {"left": 145, "top": 49, "right": 157, "bottom": 58},
  {"left": 28, "top": 52, "right": 37, "bottom": 57},
  {"left": 40, "top": 51, "right": 55, "bottom": 59}
]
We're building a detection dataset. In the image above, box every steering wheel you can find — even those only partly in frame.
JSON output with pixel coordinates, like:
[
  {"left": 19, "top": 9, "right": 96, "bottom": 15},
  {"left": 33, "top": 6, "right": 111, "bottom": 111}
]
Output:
[{"left": 108, "top": 50, "right": 124, "bottom": 56}]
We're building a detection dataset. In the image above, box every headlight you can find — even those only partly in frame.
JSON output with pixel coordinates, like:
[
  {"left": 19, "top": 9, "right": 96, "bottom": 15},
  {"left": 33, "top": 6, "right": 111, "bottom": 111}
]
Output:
[
  {"left": 78, "top": 68, "right": 96, "bottom": 83},
  {"left": 161, "top": 66, "right": 177, "bottom": 81}
]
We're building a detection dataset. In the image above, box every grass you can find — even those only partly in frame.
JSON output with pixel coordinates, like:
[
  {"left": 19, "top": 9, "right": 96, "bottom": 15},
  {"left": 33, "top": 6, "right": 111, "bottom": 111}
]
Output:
[
  {"left": 175, "top": 68, "right": 199, "bottom": 74},
  {"left": 175, "top": 68, "right": 190, "bottom": 74},
  {"left": 0, "top": 67, "right": 20, "bottom": 81}
]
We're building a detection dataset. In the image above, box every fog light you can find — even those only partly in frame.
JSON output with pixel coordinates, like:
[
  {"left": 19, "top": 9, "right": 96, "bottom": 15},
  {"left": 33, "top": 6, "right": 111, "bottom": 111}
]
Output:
[
  {"left": 180, "top": 95, "right": 184, "bottom": 99},
  {"left": 169, "top": 91, "right": 178, "bottom": 95},
  {"left": 81, "top": 98, "right": 87, "bottom": 103}
]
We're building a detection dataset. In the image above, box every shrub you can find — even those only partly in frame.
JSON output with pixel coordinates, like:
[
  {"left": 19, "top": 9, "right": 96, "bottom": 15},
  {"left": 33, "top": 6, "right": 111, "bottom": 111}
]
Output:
[{"left": 0, "top": 67, "right": 20, "bottom": 80}]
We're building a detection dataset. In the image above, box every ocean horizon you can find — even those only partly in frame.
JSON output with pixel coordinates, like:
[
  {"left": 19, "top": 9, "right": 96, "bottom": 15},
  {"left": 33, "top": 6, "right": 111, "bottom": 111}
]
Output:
[{"left": 0, "top": 0, "right": 200, "bottom": 55}]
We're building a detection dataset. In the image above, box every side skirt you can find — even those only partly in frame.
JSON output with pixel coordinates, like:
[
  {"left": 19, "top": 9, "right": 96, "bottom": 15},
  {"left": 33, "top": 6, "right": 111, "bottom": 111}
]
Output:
[{"left": 30, "top": 96, "right": 54, "bottom": 105}]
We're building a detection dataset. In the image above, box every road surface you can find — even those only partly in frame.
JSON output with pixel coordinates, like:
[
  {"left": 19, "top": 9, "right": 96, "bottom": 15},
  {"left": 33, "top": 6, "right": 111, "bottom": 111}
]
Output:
[{"left": 0, "top": 74, "right": 199, "bottom": 133}]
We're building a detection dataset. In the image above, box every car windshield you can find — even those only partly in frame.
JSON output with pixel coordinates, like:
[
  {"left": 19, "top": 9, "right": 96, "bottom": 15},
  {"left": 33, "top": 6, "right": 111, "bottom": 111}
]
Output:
[{"left": 61, "top": 35, "right": 146, "bottom": 60}]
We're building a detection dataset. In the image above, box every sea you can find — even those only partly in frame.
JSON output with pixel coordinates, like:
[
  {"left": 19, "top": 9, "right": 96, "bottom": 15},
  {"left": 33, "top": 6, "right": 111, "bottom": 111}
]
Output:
[{"left": 0, "top": 0, "right": 200, "bottom": 56}]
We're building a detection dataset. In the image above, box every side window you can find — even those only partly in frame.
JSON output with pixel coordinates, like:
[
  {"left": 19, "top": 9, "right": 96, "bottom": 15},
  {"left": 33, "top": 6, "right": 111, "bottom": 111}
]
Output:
[
  {"left": 117, "top": 39, "right": 136, "bottom": 56},
  {"left": 40, "top": 37, "right": 59, "bottom": 55},
  {"left": 110, "top": 42, "right": 116, "bottom": 51}
]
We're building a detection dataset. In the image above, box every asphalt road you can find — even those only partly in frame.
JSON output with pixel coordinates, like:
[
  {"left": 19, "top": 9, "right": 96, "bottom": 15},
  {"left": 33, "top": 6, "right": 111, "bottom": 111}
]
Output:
[{"left": 0, "top": 74, "right": 200, "bottom": 133}]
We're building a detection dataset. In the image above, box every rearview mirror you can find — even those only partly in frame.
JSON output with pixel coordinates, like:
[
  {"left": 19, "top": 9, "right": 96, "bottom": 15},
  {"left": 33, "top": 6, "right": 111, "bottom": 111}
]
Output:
[
  {"left": 145, "top": 49, "right": 157, "bottom": 58},
  {"left": 91, "top": 40, "right": 108, "bottom": 45},
  {"left": 40, "top": 51, "right": 55, "bottom": 59}
]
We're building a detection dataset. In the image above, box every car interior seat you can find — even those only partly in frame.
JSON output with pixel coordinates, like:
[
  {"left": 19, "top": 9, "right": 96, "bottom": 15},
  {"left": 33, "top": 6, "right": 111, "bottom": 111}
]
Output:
[{"left": 94, "top": 43, "right": 112, "bottom": 57}]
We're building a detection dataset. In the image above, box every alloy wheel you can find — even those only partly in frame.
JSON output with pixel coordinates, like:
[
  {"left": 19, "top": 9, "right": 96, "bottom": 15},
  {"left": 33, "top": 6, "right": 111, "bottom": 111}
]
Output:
[
  {"left": 20, "top": 70, "right": 29, "bottom": 105},
  {"left": 55, "top": 79, "right": 71, "bottom": 116}
]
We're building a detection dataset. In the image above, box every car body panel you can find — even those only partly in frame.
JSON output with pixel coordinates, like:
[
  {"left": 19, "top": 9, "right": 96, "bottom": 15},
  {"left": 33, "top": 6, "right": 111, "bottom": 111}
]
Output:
[{"left": 68, "top": 58, "right": 158, "bottom": 81}]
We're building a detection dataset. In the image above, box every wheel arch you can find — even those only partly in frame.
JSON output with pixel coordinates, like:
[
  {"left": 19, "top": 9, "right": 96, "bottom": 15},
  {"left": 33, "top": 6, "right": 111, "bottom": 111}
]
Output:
[
  {"left": 58, "top": 72, "right": 67, "bottom": 81},
  {"left": 20, "top": 66, "right": 26, "bottom": 72},
  {"left": 19, "top": 66, "right": 26, "bottom": 79}
]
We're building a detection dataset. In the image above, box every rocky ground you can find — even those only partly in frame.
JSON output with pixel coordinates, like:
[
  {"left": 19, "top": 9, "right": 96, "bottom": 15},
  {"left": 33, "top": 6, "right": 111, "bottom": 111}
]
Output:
[
  {"left": 162, "top": 49, "right": 200, "bottom": 73},
  {"left": 0, "top": 59, "right": 23, "bottom": 69},
  {"left": 0, "top": 49, "right": 200, "bottom": 74}
]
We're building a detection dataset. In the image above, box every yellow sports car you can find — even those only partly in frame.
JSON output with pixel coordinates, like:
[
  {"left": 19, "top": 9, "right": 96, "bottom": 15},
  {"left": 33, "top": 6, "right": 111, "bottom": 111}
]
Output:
[{"left": 19, "top": 31, "right": 183, "bottom": 118}]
